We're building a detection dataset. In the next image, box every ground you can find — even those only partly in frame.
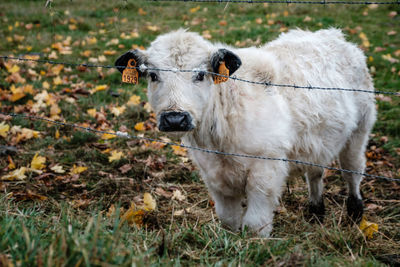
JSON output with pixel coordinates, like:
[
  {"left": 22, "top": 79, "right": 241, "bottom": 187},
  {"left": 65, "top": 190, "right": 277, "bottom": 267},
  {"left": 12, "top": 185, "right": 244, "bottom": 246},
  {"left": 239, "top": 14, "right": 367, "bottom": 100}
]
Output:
[{"left": 0, "top": 0, "right": 399, "bottom": 266}]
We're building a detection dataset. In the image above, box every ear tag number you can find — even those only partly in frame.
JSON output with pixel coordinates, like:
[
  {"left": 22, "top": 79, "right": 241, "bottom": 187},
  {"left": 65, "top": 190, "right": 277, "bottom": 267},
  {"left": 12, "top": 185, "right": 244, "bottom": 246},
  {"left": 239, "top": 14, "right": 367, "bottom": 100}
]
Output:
[
  {"left": 213, "top": 61, "right": 229, "bottom": 84},
  {"left": 122, "top": 59, "right": 139, "bottom": 84}
]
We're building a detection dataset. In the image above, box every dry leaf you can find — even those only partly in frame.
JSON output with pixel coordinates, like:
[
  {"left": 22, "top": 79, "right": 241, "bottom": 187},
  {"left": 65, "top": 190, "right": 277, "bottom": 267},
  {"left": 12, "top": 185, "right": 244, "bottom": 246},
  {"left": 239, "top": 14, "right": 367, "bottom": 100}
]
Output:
[
  {"left": 111, "top": 106, "right": 126, "bottom": 117},
  {"left": 127, "top": 95, "right": 141, "bottom": 106},
  {"left": 172, "top": 189, "right": 186, "bottom": 201},
  {"left": 101, "top": 132, "right": 116, "bottom": 140},
  {"left": 134, "top": 122, "right": 145, "bottom": 131},
  {"left": 108, "top": 150, "right": 123, "bottom": 162},
  {"left": 143, "top": 192, "right": 156, "bottom": 211},
  {"left": 171, "top": 145, "right": 187, "bottom": 156},
  {"left": 1, "top": 167, "right": 27, "bottom": 181},
  {"left": 31, "top": 153, "right": 46, "bottom": 170},
  {"left": 70, "top": 165, "right": 88, "bottom": 174},
  {"left": 0, "top": 122, "right": 10, "bottom": 138},
  {"left": 50, "top": 164, "right": 65, "bottom": 174},
  {"left": 87, "top": 108, "right": 96, "bottom": 117},
  {"left": 359, "top": 216, "right": 379, "bottom": 239}
]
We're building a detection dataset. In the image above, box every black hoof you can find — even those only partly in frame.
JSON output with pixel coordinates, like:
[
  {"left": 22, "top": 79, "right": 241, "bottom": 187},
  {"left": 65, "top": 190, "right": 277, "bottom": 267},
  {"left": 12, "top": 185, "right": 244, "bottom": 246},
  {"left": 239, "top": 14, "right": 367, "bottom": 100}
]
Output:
[
  {"left": 347, "top": 195, "right": 364, "bottom": 223},
  {"left": 307, "top": 200, "right": 325, "bottom": 223}
]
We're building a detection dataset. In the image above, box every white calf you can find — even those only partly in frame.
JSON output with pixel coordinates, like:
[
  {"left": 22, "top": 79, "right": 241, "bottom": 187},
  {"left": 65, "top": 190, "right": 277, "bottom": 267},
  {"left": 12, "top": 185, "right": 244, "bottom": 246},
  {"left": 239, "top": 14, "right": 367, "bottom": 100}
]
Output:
[{"left": 116, "top": 28, "right": 376, "bottom": 237}]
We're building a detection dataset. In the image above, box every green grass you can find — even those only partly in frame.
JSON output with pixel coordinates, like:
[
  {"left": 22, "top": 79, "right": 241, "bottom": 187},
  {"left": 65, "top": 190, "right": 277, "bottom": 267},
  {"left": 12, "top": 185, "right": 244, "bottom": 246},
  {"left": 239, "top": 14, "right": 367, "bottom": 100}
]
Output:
[{"left": 0, "top": 0, "right": 399, "bottom": 266}]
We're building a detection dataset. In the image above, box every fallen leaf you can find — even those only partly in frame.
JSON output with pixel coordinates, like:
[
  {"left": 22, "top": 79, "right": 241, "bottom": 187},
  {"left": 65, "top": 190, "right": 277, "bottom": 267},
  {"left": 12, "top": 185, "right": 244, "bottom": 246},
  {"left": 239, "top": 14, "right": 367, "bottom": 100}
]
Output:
[
  {"left": 111, "top": 106, "right": 126, "bottom": 117},
  {"left": 8, "top": 155, "right": 16, "bottom": 170},
  {"left": 127, "top": 95, "right": 141, "bottom": 106},
  {"left": 359, "top": 216, "right": 378, "bottom": 239},
  {"left": 190, "top": 5, "right": 200, "bottom": 13},
  {"left": 31, "top": 153, "right": 46, "bottom": 170},
  {"left": 119, "top": 164, "right": 132, "bottom": 174},
  {"left": 171, "top": 145, "right": 187, "bottom": 156},
  {"left": 134, "top": 122, "right": 145, "bottom": 131},
  {"left": 1, "top": 167, "right": 27, "bottom": 181},
  {"left": 70, "top": 165, "right": 88, "bottom": 174},
  {"left": 87, "top": 108, "right": 97, "bottom": 117},
  {"left": 143, "top": 192, "right": 156, "bottom": 211},
  {"left": 108, "top": 150, "right": 123, "bottom": 162},
  {"left": 101, "top": 132, "right": 116, "bottom": 140},
  {"left": 90, "top": 84, "right": 108, "bottom": 94},
  {"left": 0, "top": 122, "right": 10, "bottom": 138},
  {"left": 50, "top": 164, "right": 65, "bottom": 173},
  {"left": 172, "top": 189, "right": 186, "bottom": 201}
]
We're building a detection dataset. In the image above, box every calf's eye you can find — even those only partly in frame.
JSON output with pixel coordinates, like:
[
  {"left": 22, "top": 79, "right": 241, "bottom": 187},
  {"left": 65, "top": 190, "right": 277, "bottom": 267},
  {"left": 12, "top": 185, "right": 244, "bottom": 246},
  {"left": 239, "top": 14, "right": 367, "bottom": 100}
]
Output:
[
  {"left": 149, "top": 73, "right": 158, "bottom": 82},
  {"left": 195, "top": 71, "right": 205, "bottom": 82}
]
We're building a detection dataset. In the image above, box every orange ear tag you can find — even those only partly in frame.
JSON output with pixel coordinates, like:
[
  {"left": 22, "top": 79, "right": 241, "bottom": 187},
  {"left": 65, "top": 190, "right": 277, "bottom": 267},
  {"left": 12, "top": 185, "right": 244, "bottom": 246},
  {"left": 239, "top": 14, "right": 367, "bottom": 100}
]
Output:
[
  {"left": 213, "top": 61, "right": 229, "bottom": 84},
  {"left": 122, "top": 58, "right": 139, "bottom": 84}
]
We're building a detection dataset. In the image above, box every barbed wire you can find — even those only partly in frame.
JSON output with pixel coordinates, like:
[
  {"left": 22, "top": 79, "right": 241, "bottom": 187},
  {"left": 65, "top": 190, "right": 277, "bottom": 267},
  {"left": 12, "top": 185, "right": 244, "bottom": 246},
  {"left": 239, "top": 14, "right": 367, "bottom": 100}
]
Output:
[
  {"left": 1, "top": 55, "right": 399, "bottom": 96},
  {"left": 147, "top": 0, "right": 400, "bottom": 4},
  {"left": 1, "top": 111, "right": 399, "bottom": 182}
]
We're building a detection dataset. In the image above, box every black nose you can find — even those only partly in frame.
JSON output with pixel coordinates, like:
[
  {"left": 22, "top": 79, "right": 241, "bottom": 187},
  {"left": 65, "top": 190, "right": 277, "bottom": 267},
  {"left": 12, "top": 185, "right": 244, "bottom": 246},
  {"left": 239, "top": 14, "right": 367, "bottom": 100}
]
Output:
[{"left": 159, "top": 111, "right": 193, "bottom": 132}]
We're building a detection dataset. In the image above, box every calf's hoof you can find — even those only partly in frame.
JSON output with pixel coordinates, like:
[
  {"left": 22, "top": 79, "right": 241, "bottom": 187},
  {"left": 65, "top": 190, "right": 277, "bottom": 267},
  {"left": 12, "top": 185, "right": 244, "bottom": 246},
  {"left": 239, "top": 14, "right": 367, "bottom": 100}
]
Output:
[
  {"left": 306, "top": 200, "right": 325, "bottom": 223},
  {"left": 346, "top": 195, "right": 364, "bottom": 223}
]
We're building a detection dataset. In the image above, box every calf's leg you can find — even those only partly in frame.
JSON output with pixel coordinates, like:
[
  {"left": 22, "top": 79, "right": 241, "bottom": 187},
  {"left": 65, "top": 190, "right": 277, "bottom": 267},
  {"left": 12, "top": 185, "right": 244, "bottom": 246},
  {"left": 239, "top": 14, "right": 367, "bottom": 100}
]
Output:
[
  {"left": 242, "top": 163, "right": 287, "bottom": 237},
  {"left": 339, "top": 127, "right": 370, "bottom": 223},
  {"left": 211, "top": 191, "right": 244, "bottom": 231},
  {"left": 305, "top": 167, "right": 325, "bottom": 221}
]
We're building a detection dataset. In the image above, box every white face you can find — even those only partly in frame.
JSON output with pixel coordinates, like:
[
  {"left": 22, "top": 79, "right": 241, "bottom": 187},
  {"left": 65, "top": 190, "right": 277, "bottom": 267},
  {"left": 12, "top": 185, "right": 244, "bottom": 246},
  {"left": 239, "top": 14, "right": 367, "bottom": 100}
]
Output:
[{"left": 141, "top": 30, "right": 215, "bottom": 136}]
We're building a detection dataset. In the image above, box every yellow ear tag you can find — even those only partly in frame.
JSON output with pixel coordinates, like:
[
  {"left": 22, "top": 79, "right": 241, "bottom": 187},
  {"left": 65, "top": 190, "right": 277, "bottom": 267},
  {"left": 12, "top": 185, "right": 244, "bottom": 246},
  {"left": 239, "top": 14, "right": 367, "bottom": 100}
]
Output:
[
  {"left": 122, "top": 58, "right": 139, "bottom": 84},
  {"left": 213, "top": 61, "right": 229, "bottom": 84}
]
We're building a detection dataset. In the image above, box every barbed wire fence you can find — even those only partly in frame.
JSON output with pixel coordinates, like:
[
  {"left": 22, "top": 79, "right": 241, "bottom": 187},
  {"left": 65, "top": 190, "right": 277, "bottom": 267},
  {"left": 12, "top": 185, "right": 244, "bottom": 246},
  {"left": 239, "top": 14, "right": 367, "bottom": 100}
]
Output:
[
  {"left": 1, "top": 0, "right": 399, "bottom": 185},
  {"left": 1, "top": 112, "right": 399, "bottom": 182},
  {"left": 146, "top": 0, "right": 400, "bottom": 4},
  {"left": 1, "top": 56, "right": 399, "bottom": 96}
]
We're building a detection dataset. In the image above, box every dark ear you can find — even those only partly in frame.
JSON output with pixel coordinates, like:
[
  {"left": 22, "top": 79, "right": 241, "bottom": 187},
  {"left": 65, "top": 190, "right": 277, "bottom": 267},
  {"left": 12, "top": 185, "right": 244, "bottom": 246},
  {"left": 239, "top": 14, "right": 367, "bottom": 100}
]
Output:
[
  {"left": 114, "top": 50, "right": 146, "bottom": 76},
  {"left": 210, "top": 48, "right": 242, "bottom": 76}
]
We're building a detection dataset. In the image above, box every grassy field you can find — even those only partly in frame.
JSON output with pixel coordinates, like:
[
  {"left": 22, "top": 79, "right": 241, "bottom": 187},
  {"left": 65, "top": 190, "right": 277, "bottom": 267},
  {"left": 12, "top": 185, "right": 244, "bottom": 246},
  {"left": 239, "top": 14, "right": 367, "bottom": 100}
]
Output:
[{"left": 0, "top": 0, "right": 400, "bottom": 266}]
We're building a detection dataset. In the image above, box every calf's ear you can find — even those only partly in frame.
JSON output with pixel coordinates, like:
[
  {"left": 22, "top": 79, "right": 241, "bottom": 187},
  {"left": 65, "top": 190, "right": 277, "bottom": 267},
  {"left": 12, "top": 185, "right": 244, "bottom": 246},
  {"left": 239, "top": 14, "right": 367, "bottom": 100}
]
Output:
[
  {"left": 114, "top": 50, "right": 146, "bottom": 76},
  {"left": 210, "top": 48, "right": 242, "bottom": 76}
]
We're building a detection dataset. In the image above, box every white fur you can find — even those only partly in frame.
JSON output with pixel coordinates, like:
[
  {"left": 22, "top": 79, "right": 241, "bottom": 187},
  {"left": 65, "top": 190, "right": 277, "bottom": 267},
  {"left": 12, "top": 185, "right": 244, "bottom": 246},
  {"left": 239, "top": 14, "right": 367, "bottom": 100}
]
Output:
[{"left": 138, "top": 29, "right": 376, "bottom": 236}]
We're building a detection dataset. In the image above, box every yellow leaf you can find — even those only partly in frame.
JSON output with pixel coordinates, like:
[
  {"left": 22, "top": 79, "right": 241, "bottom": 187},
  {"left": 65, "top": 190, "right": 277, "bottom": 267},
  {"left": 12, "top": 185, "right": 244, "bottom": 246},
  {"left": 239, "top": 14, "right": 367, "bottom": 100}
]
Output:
[
  {"left": 108, "top": 150, "right": 123, "bottom": 162},
  {"left": 70, "top": 165, "right": 88, "bottom": 174},
  {"left": 7, "top": 65, "right": 20, "bottom": 73},
  {"left": 144, "top": 102, "right": 152, "bottom": 113},
  {"left": 143, "top": 193, "right": 156, "bottom": 211},
  {"left": 127, "top": 95, "right": 141, "bottom": 106},
  {"left": 134, "top": 122, "right": 145, "bottom": 131},
  {"left": 359, "top": 32, "right": 370, "bottom": 48},
  {"left": 8, "top": 155, "right": 16, "bottom": 170},
  {"left": 50, "top": 104, "right": 61, "bottom": 116},
  {"left": 359, "top": 216, "right": 379, "bottom": 239},
  {"left": 101, "top": 132, "right": 116, "bottom": 140},
  {"left": 111, "top": 106, "right": 126, "bottom": 117},
  {"left": 90, "top": 84, "right": 108, "bottom": 94},
  {"left": 0, "top": 122, "right": 10, "bottom": 138},
  {"left": 171, "top": 145, "right": 187, "bottom": 156},
  {"left": 87, "top": 108, "right": 96, "bottom": 117},
  {"left": 121, "top": 206, "right": 145, "bottom": 228},
  {"left": 50, "top": 164, "right": 65, "bottom": 174},
  {"left": 10, "top": 93, "right": 26, "bottom": 102},
  {"left": 103, "top": 50, "right": 116, "bottom": 56},
  {"left": 53, "top": 76, "right": 63, "bottom": 85},
  {"left": 55, "top": 129, "right": 60, "bottom": 139},
  {"left": 190, "top": 5, "right": 200, "bottom": 13},
  {"left": 1, "top": 167, "right": 27, "bottom": 181},
  {"left": 87, "top": 37, "right": 97, "bottom": 45},
  {"left": 31, "top": 153, "right": 46, "bottom": 170}
]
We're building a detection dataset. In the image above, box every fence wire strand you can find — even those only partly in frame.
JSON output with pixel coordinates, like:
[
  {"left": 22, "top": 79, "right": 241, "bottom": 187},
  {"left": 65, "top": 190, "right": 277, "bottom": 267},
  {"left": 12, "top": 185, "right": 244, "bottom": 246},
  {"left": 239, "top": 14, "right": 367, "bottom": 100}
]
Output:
[
  {"left": 1, "top": 112, "right": 399, "bottom": 183},
  {"left": 1, "top": 55, "right": 399, "bottom": 96},
  {"left": 147, "top": 0, "right": 400, "bottom": 4}
]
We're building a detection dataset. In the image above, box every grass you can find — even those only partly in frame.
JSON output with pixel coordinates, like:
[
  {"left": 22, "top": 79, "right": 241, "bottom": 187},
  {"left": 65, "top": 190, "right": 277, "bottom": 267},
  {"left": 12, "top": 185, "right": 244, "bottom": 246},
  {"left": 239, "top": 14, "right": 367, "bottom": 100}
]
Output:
[{"left": 0, "top": 0, "right": 400, "bottom": 266}]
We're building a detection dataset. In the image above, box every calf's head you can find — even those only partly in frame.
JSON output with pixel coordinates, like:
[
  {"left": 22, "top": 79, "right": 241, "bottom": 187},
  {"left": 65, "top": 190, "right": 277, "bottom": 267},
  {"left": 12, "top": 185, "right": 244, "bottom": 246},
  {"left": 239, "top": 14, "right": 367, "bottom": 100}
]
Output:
[{"left": 115, "top": 30, "right": 241, "bottom": 136}]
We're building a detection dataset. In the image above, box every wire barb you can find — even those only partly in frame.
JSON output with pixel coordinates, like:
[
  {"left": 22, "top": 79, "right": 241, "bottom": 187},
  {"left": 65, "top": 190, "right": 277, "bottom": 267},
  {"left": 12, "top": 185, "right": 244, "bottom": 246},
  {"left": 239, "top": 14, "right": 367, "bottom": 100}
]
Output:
[
  {"left": 1, "top": 55, "right": 399, "bottom": 96},
  {"left": 1, "top": 111, "right": 399, "bottom": 182}
]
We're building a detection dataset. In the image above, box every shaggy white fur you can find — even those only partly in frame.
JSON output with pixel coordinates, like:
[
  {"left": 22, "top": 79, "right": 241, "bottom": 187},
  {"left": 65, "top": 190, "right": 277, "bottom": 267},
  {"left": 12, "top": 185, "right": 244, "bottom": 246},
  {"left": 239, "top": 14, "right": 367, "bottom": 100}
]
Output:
[{"left": 117, "top": 28, "right": 376, "bottom": 237}]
